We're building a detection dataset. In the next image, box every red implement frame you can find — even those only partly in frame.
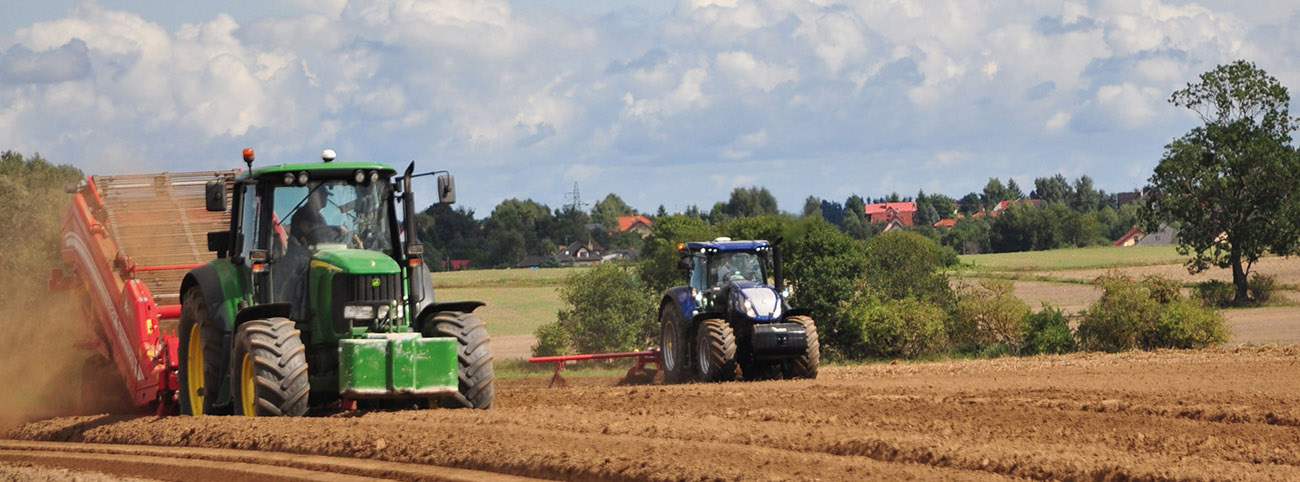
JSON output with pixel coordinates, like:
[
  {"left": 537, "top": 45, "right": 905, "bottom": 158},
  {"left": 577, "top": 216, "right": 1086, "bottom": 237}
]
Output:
[
  {"left": 528, "top": 349, "right": 661, "bottom": 387},
  {"left": 51, "top": 171, "right": 237, "bottom": 415}
]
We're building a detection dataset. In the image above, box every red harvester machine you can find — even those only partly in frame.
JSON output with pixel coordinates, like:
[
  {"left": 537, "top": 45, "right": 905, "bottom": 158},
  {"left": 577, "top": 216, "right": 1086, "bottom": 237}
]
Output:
[{"left": 50, "top": 170, "right": 238, "bottom": 415}]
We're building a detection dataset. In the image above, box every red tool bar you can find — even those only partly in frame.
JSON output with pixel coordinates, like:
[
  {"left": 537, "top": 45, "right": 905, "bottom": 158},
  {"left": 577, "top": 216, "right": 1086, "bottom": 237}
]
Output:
[
  {"left": 131, "top": 263, "right": 203, "bottom": 273},
  {"left": 157, "top": 305, "right": 182, "bottom": 320},
  {"left": 528, "top": 349, "right": 659, "bottom": 364}
]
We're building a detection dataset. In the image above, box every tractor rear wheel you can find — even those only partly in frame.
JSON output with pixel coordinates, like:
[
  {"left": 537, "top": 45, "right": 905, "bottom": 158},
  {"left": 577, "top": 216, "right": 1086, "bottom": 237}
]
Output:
[
  {"left": 231, "top": 318, "right": 310, "bottom": 417},
  {"left": 695, "top": 318, "right": 737, "bottom": 382},
  {"left": 659, "top": 304, "right": 691, "bottom": 384},
  {"left": 428, "top": 312, "right": 494, "bottom": 409},
  {"left": 784, "top": 315, "right": 820, "bottom": 379},
  {"left": 178, "top": 287, "right": 229, "bottom": 415}
]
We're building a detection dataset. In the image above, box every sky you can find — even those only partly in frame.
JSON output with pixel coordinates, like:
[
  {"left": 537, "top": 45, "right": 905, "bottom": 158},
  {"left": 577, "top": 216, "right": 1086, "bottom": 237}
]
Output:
[{"left": 2, "top": 1, "right": 1299, "bottom": 216}]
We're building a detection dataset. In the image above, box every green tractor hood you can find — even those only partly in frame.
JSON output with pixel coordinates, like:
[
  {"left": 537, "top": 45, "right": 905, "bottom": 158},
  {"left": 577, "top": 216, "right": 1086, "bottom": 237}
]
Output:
[{"left": 310, "top": 249, "right": 401, "bottom": 275}]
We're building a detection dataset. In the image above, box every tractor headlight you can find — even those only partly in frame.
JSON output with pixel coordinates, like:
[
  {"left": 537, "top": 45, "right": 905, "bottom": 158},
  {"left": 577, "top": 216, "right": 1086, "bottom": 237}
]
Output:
[
  {"left": 297, "top": 171, "right": 309, "bottom": 185},
  {"left": 743, "top": 299, "right": 757, "bottom": 318},
  {"left": 353, "top": 170, "right": 366, "bottom": 184},
  {"left": 376, "top": 304, "right": 391, "bottom": 320},
  {"left": 283, "top": 173, "right": 295, "bottom": 185},
  {"left": 369, "top": 170, "right": 380, "bottom": 184},
  {"left": 343, "top": 304, "right": 375, "bottom": 320}
]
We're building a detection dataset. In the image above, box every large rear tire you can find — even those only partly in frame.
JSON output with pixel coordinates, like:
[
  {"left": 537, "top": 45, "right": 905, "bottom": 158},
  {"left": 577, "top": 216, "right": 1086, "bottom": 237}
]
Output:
[
  {"left": 659, "top": 304, "right": 691, "bottom": 384},
  {"left": 784, "top": 315, "right": 820, "bottom": 379},
  {"left": 178, "top": 287, "right": 229, "bottom": 415},
  {"left": 231, "top": 318, "right": 310, "bottom": 417},
  {"left": 428, "top": 312, "right": 494, "bottom": 409},
  {"left": 695, "top": 318, "right": 737, "bottom": 382}
]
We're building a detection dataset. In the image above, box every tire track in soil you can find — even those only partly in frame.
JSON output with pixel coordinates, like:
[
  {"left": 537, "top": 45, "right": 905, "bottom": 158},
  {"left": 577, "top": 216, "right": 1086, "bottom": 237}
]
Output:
[{"left": 7, "top": 346, "right": 1300, "bottom": 481}]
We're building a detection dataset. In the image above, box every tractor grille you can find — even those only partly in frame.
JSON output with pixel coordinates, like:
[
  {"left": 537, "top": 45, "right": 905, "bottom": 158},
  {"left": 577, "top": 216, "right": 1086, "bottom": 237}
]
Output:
[{"left": 331, "top": 273, "right": 402, "bottom": 333}]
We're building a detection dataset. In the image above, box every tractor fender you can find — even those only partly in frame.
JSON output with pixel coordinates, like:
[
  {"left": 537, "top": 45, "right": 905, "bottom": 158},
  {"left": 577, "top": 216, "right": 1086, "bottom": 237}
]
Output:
[
  {"left": 414, "top": 301, "right": 485, "bottom": 331},
  {"left": 663, "top": 286, "right": 698, "bottom": 322},
  {"left": 234, "top": 303, "right": 291, "bottom": 327},
  {"left": 180, "top": 264, "right": 234, "bottom": 332}
]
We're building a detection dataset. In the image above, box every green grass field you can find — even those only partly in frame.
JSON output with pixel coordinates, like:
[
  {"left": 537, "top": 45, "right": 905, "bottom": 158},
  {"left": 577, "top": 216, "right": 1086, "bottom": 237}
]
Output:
[
  {"left": 959, "top": 245, "right": 1183, "bottom": 272},
  {"left": 429, "top": 267, "right": 582, "bottom": 338},
  {"left": 429, "top": 267, "right": 583, "bottom": 288}
]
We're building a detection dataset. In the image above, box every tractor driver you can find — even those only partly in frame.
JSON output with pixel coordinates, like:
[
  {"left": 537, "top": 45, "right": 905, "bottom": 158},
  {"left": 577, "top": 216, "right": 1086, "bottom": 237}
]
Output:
[
  {"left": 714, "top": 253, "right": 760, "bottom": 285},
  {"left": 275, "top": 188, "right": 346, "bottom": 304}
]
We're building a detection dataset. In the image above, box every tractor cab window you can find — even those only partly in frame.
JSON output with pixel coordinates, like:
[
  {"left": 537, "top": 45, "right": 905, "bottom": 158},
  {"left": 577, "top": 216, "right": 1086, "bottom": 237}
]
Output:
[
  {"left": 707, "top": 251, "right": 765, "bottom": 288},
  {"left": 273, "top": 180, "right": 393, "bottom": 255},
  {"left": 688, "top": 256, "right": 707, "bottom": 292}
]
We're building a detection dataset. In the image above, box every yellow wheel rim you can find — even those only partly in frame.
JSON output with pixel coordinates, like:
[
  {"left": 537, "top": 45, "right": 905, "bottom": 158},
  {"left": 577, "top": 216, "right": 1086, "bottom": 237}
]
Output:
[
  {"left": 186, "top": 327, "right": 204, "bottom": 416},
  {"left": 240, "top": 352, "right": 256, "bottom": 417}
]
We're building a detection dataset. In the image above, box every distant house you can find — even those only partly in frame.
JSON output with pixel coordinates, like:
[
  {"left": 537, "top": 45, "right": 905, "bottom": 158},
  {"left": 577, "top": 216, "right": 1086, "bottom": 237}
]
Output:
[
  {"left": 616, "top": 215, "right": 654, "bottom": 238},
  {"left": 991, "top": 198, "right": 1043, "bottom": 215},
  {"left": 602, "top": 248, "right": 640, "bottom": 263},
  {"left": 1113, "top": 226, "right": 1146, "bottom": 247},
  {"left": 863, "top": 202, "right": 917, "bottom": 226},
  {"left": 514, "top": 255, "right": 549, "bottom": 269},
  {"left": 933, "top": 218, "right": 957, "bottom": 228},
  {"left": 557, "top": 240, "right": 605, "bottom": 266},
  {"left": 1137, "top": 224, "right": 1177, "bottom": 246},
  {"left": 881, "top": 218, "right": 909, "bottom": 232},
  {"left": 440, "top": 259, "right": 470, "bottom": 270}
]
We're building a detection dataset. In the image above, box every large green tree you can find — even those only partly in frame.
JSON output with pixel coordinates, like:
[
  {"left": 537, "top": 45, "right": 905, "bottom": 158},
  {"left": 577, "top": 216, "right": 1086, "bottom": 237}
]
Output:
[{"left": 1143, "top": 60, "right": 1300, "bottom": 303}]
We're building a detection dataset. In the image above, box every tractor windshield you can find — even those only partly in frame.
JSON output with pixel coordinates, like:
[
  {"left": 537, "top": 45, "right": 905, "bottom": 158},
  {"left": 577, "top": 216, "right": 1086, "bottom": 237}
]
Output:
[
  {"left": 274, "top": 180, "right": 394, "bottom": 255},
  {"left": 706, "top": 251, "right": 766, "bottom": 288}
]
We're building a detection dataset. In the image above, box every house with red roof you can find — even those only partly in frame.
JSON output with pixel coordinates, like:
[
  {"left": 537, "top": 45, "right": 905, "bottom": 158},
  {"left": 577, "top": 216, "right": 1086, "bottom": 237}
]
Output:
[
  {"left": 933, "top": 218, "right": 957, "bottom": 228},
  {"left": 616, "top": 215, "right": 654, "bottom": 238},
  {"left": 863, "top": 202, "right": 917, "bottom": 226}
]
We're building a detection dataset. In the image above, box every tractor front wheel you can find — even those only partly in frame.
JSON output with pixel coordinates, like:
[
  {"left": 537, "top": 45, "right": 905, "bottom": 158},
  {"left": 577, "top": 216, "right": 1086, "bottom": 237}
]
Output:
[
  {"left": 784, "top": 315, "right": 820, "bottom": 379},
  {"left": 428, "top": 312, "right": 494, "bottom": 409},
  {"left": 695, "top": 318, "right": 737, "bottom": 382},
  {"left": 231, "top": 318, "right": 310, "bottom": 417},
  {"left": 178, "top": 287, "right": 229, "bottom": 415}
]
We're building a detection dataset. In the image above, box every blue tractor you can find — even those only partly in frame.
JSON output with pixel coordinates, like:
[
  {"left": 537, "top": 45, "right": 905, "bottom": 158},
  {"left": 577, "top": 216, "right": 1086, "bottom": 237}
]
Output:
[{"left": 658, "top": 238, "right": 819, "bottom": 382}]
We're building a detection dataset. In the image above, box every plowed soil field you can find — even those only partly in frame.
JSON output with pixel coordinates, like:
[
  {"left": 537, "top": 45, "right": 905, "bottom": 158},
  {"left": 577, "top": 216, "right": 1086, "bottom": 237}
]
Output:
[{"left": 7, "top": 346, "right": 1300, "bottom": 481}]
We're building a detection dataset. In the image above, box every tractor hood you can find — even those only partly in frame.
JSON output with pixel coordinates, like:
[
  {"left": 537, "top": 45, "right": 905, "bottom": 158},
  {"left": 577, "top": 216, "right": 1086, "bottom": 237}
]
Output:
[
  {"left": 728, "top": 280, "right": 783, "bottom": 321},
  {"left": 310, "top": 248, "right": 401, "bottom": 275}
]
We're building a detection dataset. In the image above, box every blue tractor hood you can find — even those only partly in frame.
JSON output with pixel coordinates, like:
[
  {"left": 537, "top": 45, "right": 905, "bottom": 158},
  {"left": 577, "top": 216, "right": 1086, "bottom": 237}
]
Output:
[{"left": 728, "top": 280, "right": 783, "bottom": 321}]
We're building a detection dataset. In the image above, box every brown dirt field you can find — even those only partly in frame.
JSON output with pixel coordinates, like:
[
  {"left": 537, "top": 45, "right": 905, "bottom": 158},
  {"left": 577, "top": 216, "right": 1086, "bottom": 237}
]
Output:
[{"left": 8, "top": 346, "right": 1300, "bottom": 481}]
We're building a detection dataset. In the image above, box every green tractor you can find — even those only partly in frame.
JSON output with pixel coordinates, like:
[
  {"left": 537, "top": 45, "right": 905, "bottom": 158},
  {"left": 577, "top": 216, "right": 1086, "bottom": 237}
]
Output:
[{"left": 178, "top": 149, "right": 492, "bottom": 416}]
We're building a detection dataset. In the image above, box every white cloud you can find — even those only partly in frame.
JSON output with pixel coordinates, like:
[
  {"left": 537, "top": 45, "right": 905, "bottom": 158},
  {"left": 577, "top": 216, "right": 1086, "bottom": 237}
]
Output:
[
  {"left": 1045, "top": 111, "right": 1071, "bottom": 132},
  {"left": 716, "top": 51, "right": 796, "bottom": 92},
  {"left": 1, "top": 0, "right": 1297, "bottom": 212}
]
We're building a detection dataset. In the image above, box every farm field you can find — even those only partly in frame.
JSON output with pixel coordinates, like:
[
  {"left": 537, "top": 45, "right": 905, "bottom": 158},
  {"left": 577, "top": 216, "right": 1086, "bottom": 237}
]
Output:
[
  {"left": 442, "top": 247, "right": 1300, "bottom": 359},
  {"left": 8, "top": 346, "right": 1300, "bottom": 480}
]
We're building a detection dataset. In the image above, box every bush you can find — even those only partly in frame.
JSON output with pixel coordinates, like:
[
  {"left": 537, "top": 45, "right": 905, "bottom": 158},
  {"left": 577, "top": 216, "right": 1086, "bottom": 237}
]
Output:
[
  {"left": 1141, "top": 275, "right": 1183, "bottom": 304},
  {"left": 784, "top": 218, "right": 870, "bottom": 348},
  {"left": 1078, "top": 272, "right": 1227, "bottom": 352},
  {"left": 1077, "top": 273, "right": 1162, "bottom": 351},
  {"left": 1249, "top": 273, "right": 1277, "bottom": 304},
  {"left": 1152, "top": 299, "right": 1228, "bottom": 349},
  {"left": 1022, "top": 306, "right": 1076, "bottom": 355},
  {"left": 535, "top": 263, "right": 657, "bottom": 356},
  {"left": 1196, "top": 280, "right": 1235, "bottom": 308},
  {"left": 864, "top": 230, "right": 955, "bottom": 307},
  {"left": 954, "top": 279, "right": 1030, "bottom": 352},
  {"left": 841, "top": 296, "right": 948, "bottom": 359},
  {"left": 530, "top": 321, "right": 571, "bottom": 357}
]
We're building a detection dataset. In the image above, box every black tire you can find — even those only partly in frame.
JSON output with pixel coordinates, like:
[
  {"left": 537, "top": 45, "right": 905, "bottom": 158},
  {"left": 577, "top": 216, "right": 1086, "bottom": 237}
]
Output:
[
  {"left": 178, "top": 286, "right": 229, "bottom": 415},
  {"left": 784, "top": 315, "right": 820, "bottom": 379},
  {"left": 231, "top": 318, "right": 310, "bottom": 417},
  {"left": 427, "top": 312, "right": 494, "bottom": 409},
  {"left": 659, "top": 304, "right": 691, "bottom": 384},
  {"left": 695, "top": 318, "right": 737, "bottom": 382}
]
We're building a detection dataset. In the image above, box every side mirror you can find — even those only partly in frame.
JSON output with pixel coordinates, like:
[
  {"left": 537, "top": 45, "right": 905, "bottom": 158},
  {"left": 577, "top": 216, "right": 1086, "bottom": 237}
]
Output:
[
  {"left": 677, "top": 257, "right": 692, "bottom": 271},
  {"left": 436, "top": 174, "right": 456, "bottom": 205},
  {"left": 205, "top": 180, "right": 226, "bottom": 212}
]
